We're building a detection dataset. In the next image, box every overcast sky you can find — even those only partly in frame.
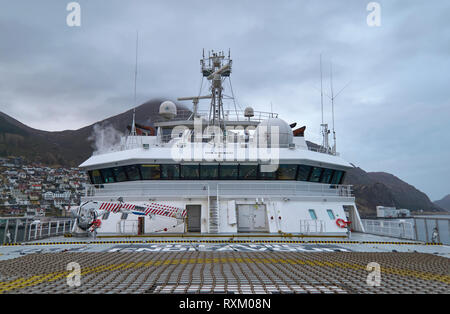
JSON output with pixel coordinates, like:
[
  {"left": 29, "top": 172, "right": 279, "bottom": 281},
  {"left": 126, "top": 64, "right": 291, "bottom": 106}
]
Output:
[{"left": 1, "top": 0, "right": 449, "bottom": 201}]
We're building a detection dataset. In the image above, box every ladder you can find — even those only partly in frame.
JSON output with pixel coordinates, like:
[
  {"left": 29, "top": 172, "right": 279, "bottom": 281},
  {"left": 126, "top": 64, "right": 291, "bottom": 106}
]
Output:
[{"left": 209, "top": 196, "right": 219, "bottom": 233}]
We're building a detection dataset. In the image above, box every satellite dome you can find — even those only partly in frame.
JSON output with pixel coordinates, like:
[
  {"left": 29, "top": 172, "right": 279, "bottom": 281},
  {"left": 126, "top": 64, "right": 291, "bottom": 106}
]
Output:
[
  {"left": 159, "top": 101, "right": 177, "bottom": 119},
  {"left": 244, "top": 106, "right": 254, "bottom": 118},
  {"left": 255, "top": 117, "right": 293, "bottom": 147}
]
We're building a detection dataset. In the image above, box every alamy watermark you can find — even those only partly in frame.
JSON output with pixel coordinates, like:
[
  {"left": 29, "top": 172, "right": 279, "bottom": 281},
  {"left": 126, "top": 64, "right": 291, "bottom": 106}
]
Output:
[
  {"left": 367, "top": 2, "right": 381, "bottom": 27},
  {"left": 169, "top": 119, "right": 281, "bottom": 172},
  {"left": 66, "top": 2, "right": 81, "bottom": 27},
  {"left": 66, "top": 262, "right": 81, "bottom": 287},
  {"left": 366, "top": 262, "right": 381, "bottom": 286}
]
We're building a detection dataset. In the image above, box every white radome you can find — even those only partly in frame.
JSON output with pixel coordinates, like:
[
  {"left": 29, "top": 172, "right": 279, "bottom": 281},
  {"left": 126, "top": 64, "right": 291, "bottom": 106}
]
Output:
[
  {"left": 255, "top": 117, "right": 293, "bottom": 147},
  {"left": 159, "top": 101, "right": 177, "bottom": 119},
  {"left": 244, "top": 106, "right": 254, "bottom": 118}
]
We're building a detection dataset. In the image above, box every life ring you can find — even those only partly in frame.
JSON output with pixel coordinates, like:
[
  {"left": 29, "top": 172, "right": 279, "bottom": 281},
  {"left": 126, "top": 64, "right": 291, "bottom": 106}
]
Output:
[{"left": 336, "top": 218, "right": 350, "bottom": 228}]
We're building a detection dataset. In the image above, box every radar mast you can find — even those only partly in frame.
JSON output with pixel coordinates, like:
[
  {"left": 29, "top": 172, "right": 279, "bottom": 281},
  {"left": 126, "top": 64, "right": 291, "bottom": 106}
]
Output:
[{"left": 201, "top": 49, "right": 232, "bottom": 131}]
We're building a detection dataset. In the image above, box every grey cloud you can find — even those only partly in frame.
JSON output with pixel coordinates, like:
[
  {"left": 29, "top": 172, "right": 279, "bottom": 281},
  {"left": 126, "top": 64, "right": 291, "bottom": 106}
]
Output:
[{"left": 0, "top": 0, "right": 449, "bottom": 200}]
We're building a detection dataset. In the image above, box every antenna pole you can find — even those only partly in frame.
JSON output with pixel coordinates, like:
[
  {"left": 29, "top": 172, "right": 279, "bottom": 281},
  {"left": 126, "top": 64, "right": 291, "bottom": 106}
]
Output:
[
  {"left": 320, "top": 55, "right": 330, "bottom": 153},
  {"left": 330, "top": 61, "right": 336, "bottom": 155},
  {"left": 320, "top": 54, "right": 324, "bottom": 125},
  {"left": 134, "top": 31, "right": 139, "bottom": 108},
  {"left": 127, "top": 31, "right": 140, "bottom": 149}
]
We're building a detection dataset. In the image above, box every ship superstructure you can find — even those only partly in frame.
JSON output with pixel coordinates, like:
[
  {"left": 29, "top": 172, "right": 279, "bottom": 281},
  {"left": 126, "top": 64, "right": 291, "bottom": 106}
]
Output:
[{"left": 74, "top": 50, "right": 364, "bottom": 236}]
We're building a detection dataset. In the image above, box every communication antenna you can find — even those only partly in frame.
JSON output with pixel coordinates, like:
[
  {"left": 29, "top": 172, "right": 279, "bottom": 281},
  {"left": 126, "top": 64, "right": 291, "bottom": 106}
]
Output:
[
  {"left": 319, "top": 54, "right": 330, "bottom": 153},
  {"left": 320, "top": 54, "right": 324, "bottom": 124},
  {"left": 134, "top": 31, "right": 139, "bottom": 109},
  {"left": 328, "top": 60, "right": 351, "bottom": 155},
  {"left": 127, "top": 31, "right": 140, "bottom": 149}
]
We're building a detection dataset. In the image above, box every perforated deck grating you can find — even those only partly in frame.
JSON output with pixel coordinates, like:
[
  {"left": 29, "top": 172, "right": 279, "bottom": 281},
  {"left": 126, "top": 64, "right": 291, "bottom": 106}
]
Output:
[{"left": 0, "top": 251, "right": 448, "bottom": 294}]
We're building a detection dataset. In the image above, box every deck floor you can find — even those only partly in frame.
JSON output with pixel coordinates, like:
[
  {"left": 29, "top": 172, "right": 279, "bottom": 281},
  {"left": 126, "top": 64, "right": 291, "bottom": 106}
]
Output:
[
  {"left": 0, "top": 232, "right": 449, "bottom": 294},
  {"left": 0, "top": 251, "right": 448, "bottom": 294}
]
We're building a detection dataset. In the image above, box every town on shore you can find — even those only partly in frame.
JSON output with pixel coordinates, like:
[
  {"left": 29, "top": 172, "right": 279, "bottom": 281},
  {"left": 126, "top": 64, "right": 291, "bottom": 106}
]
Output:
[{"left": 0, "top": 156, "right": 87, "bottom": 217}]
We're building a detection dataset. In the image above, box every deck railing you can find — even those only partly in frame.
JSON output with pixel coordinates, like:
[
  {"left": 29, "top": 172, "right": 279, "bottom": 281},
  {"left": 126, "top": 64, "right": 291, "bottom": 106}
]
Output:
[
  {"left": 0, "top": 217, "right": 75, "bottom": 244},
  {"left": 362, "top": 219, "right": 415, "bottom": 240},
  {"left": 85, "top": 182, "right": 354, "bottom": 200},
  {"left": 299, "top": 219, "right": 325, "bottom": 234},
  {"left": 362, "top": 216, "right": 450, "bottom": 244}
]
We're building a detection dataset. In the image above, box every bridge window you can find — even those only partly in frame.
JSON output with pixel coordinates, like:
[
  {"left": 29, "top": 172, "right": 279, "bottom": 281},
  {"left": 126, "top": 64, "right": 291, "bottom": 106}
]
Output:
[
  {"left": 89, "top": 170, "right": 103, "bottom": 184},
  {"left": 331, "top": 170, "right": 344, "bottom": 184},
  {"left": 140, "top": 164, "right": 160, "bottom": 180},
  {"left": 259, "top": 165, "right": 276, "bottom": 180},
  {"left": 125, "top": 165, "right": 141, "bottom": 181},
  {"left": 320, "top": 168, "right": 334, "bottom": 184},
  {"left": 100, "top": 168, "right": 115, "bottom": 183},
  {"left": 296, "top": 165, "right": 312, "bottom": 181},
  {"left": 277, "top": 164, "right": 297, "bottom": 180},
  {"left": 219, "top": 164, "right": 238, "bottom": 180},
  {"left": 309, "top": 167, "right": 323, "bottom": 183},
  {"left": 180, "top": 164, "right": 199, "bottom": 180},
  {"left": 239, "top": 164, "right": 258, "bottom": 180},
  {"left": 200, "top": 164, "right": 219, "bottom": 180},
  {"left": 308, "top": 209, "right": 317, "bottom": 220},
  {"left": 88, "top": 164, "right": 346, "bottom": 184},
  {"left": 161, "top": 164, "right": 180, "bottom": 180},
  {"left": 112, "top": 167, "right": 127, "bottom": 182}
]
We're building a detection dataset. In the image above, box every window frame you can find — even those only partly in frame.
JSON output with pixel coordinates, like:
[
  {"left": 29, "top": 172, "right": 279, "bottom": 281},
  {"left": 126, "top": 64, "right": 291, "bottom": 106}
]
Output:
[
  {"left": 320, "top": 168, "right": 335, "bottom": 184},
  {"left": 219, "top": 164, "right": 239, "bottom": 180},
  {"left": 180, "top": 164, "right": 200, "bottom": 180},
  {"left": 326, "top": 209, "right": 335, "bottom": 220},
  {"left": 112, "top": 166, "right": 128, "bottom": 183},
  {"left": 308, "top": 209, "right": 318, "bottom": 220},
  {"left": 140, "top": 164, "right": 161, "bottom": 180},
  {"left": 200, "top": 164, "right": 219, "bottom": 180},
  {"left": 276, "top": 164, "right": 298, "bottom": 180},
  {"left": 309, "top": 167, "right": 323, "bottom": 183},
  {"left": 100, "top": 168, "right": 116, "bottom": 183},
  {"left": 238, "top": 164, "right": 259, "bottom": 180},
  {"left": 124, "top": 164, "right": 142, "bottom": 181},
  {"left": 296, "top": 165, "right": 313, "bottom": 181},
  {"left": 160, "top": 164, "right": 180, "bottom": 180}
]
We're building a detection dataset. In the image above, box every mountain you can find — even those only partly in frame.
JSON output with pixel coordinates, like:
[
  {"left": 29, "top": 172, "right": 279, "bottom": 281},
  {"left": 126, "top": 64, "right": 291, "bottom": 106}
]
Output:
[
  {"left": 343, "top": 167, "right": 445, "bottom": 216},
  {"left": 0, "top": 99, "right": 187, "bottom": 167},
  {"left": 1, "top": 100, "right": 445, "bottom": 216},
  {"left": 434, "top": 194, "right": 450, "bottom": 211}
]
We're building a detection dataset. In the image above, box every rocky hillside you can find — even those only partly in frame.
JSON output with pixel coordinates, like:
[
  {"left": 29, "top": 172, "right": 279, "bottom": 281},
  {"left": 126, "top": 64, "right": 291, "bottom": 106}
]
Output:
[
  {"left": 343, "top": 167, "right": 445, "bottom": 216},
  {"left": 0, "top": 99, "right": 187, "bottom": 167},
  {"left": 434, "top": 194, "right": 450, "bottom": 211}
]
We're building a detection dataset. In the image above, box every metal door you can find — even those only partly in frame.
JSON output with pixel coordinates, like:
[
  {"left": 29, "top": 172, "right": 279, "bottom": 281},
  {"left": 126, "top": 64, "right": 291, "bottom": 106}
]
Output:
[
  {"left": 237, "top": 204, "right": 268, "bottom": 232},
  {"left": 253, "top": 205, "right": 267, "bottom": 230},
  {"left": 138, "top": 217, "right": 145, "bottom": 235},
  {"left": 186, "top": 205, "right": 201, "bottom": 232},
  {"left": 237, "top": 205, "right": 252, "bottom": 232}
]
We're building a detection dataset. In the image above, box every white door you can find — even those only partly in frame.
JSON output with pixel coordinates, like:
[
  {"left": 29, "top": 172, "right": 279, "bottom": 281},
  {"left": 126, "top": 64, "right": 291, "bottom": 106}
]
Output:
[
  {"left": 253, "top": 205, "right": 267, "bottom": 230},
  {"left": 237, "top": 205, "right": 252, "bottom": 231},
  {"left": 237, "top": 204, "right": 268, "bottom": 232}
]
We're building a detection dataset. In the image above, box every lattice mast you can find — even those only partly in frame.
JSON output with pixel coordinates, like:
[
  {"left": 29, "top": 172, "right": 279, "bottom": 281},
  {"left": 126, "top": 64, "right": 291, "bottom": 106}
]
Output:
[{"left": 200, "top": 49, "right": 232, "bottom": 131}]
